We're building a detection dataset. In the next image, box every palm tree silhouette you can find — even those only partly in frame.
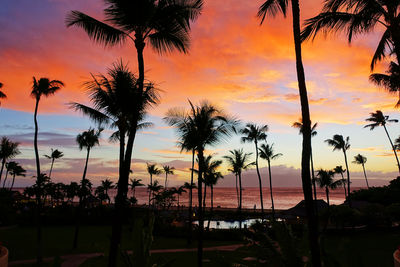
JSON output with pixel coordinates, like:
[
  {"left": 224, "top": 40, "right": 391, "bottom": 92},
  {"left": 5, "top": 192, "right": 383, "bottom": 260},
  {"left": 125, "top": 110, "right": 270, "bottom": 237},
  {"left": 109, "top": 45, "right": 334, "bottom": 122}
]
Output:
[
  {"left": 162, "top": 165, "right": 175, "bottom": 188},
  {"left": 301, "top": 1, "right": 400, "bottom": 71},
  {"left": 258, "top": 1, "right": 321, "bottom": 264},
  {"left": 101, "top": 179, "right": 115, "bottom": 203},
  {"left": 240, "top": 123, "right": 268, "bottom": 217},
  {"left": 70, "top": 61, "right": 159, "bottom": 259},
  {"left": 0, "top": 137, "right": 20, "bottom": 185},
  {"left": 353, "top": 154, "right": 369, "bottom": 188},
  {"left": 148, "top": 180, "right": 163, "bottom": 204},
  {"left": 147, "top": 163, "right": 161, "bottom": 206},
  {"left": 315, "top": 169, "right": 342, "bottom": 206},
  {"left": 130, "top": 178, "right": 144, "bottom": 198},
  {"left": 0, "top": 82, "right": 6, "bottom": 105},
  {"left": 223, "top": 149, "right": 254, "bottom": 212},
  {"left": 44, "top": 148, "right": 64, "bottom": 179},
  {"left": 199, "top": 155, "right": 222, "bottom": 211},
  {"left": 174, "top": 185, "right": 187, "bottom": 208},
  {"left": 370, "top": 61, "right": 400, "bottom": 108},
  {"left": 9, "top": 162, "right": 26, "bottom": 191},
  {"left": 365, "top": 110, "right": 400, "bottom": 173},
  {"left": 164, "top": 100, "right": 237, "bottom": 266},
  {"left": 259, "top": 143, "right": 282, "bottom": 220},
  {"left": 325, "top": 135, "right": 351, "bottom": 195},
  {"left": 293, "top": 119, "right": 318, "bottom": 200},
  {"left": 333, "top": 165, "right": 347, "bottom": 198}
]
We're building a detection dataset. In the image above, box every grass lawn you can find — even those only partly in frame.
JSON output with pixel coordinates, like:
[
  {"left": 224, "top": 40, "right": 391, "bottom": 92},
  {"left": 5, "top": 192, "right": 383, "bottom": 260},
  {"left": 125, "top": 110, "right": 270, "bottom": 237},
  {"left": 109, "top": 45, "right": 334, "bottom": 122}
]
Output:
[{"left": 0, "top": 225, "right": 239, "bottom": 262}]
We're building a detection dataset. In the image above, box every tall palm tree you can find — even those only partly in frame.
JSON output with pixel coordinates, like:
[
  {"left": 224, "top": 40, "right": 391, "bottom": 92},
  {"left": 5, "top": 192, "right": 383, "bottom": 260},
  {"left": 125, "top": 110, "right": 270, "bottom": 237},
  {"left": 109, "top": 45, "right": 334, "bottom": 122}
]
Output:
[
  {"left": 101, "top": 179, "right": 115, "bottom": 203},
  {"left": 164, "top": 100, "right": 237, "bottom": 266},
  {"left": 148, "top": 180, "right": 163, "bottom": 204},
  {"left": 44, "top": 148, "right": 64, "bottom": 179},
  {"left": 9, "top": 162, "right": 26, "bottom": 191},
  {"left": 2, "top": 161, "right": 17, "bottom": 188},
  {"left": 364, "top": 110, "right": 400, "bottom": 172},
  {"left": 370, "top": 61, "right": 400, "bottom": 108},
  {"left": 70, "top": 62, "right": 159, "bottom": 260},
  {"left": 353, "top": 154, "right": 369, "bottom": 188},
  {"left": 240, "top": 123, "right": 268, "bottom": 216},
  {"left": 325, "top": 135, "right": 351, "bottom": 195},
  {"left": 301, "top": 0, "right": 400, "bottom": 71},
  {"left": 259, "top": 143, "right": 282, "bottom": 220},
  {"left": 130, "top": 178, "right": 144, "bottom": 198},
  {"left": 223, "top": 149, "right": 254, "bottom": 212},
  {"left": 0, "top": 82, "right": 6, "bottom": 106},
  {"left": 258, "top": 1, "right": 321, "bottom": 263},
  {"left": 315, "top": 169, "right": 343, "bottom": 206},
  {"left": 0, "top": 137, "right": 20, "bottom": 185},
  {"left": 73, "top": 127, "right": 102, "bottom": 249},
  {"left": 162, "top": 165, "right": 175, "bottom": 188},
  {"left": 333, "top": 165, "right": 347, "bottom": 198},
  {"left": 147, "top": 163, "right": 161, "bottom": 206},
  {"left": 293, "top": 119, "right": 318, "bottom": 201},
  {"left": 199, "top": 155, "right": 222, "bottom": 211}
]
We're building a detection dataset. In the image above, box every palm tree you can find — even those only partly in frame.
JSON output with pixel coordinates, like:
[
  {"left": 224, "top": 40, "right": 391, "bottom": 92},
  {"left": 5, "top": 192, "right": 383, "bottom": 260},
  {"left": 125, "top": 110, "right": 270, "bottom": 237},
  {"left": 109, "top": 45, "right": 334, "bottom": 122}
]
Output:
[
  {"left": 147, "top": 163, "right": 161, "bottom": 206},
  {"left": 164, "top": 100, "right": 237, "bottom": 266},
  {"left": 333, "top": 165, "right": 347, "bottom": 198},
  {"left": 353, "top": 154, "right": 369, "bottom": 188},
  {"left": 325, "top": 135, "right": 351, "bottom": 195},
  {"left": 101, "top": 179, "right": 114, "bottom": 203},
  {"left": 174, "top": 185, "right": 187, "bottom": 207},
  {"left": 0, "top": 82, "right": 6, "bottom": 105},
  {"left": 183, "top": 181, "right": 196, "bottom": 207},
  {"left": 148, "top": 180, "right": 163, "bottom": 204},
  {"left": 301, "top": 1, "right": 400, "bottom": 71},
  {"left": 73, "top": 127, "right": 102, "bottom": 249},
  {"left": 223, "top": 149, "right": 254, "bottom": 212},
  {"left": 292, "top": 119, "right": 318, "bottom": 201},
  {"left": 365, "top": 110, "right": 400, "bottom": 172},
  {"left": 0, "top": 137, "right": 20, "bottom": 185},
  {"left": 370, "top": 61, "right": 400, "bottom": 108},
  {"left": 162, "top": 165, "right": 175, "bottom": 188},
  {"left": 259, "top": 143, "right": 282, "bottom": 220},
  {"left": 65, "top": 182, "right": 79, "bottom": 203},
  {"left": 44, "top": 148, "right": 64, "bottom": 179},
  {"left": 9, "top": 162, "right": 26, "bottom": 191},
  {"left": 200, "top": 155, "right": 222, "bottom": 211},
  {"left": 3, "top": 161, "right": 16, "bottom": 188},
  {"left": 240, "top": 123, "right": 268, "bottom": 216},
  {"left": 70, "top": 62, "right": 159, "bottom": 259},
  {"left": 129, "top": 178, "right": 144, "bottom": 198},
  {"left": 315, "top": 169, "right": 343, "bottom": 206}
]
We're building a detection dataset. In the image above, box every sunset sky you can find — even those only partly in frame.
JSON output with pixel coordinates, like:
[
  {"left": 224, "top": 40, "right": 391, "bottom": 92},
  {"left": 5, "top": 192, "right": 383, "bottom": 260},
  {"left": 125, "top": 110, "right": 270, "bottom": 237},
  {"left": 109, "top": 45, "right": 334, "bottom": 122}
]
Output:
[{"left": 1, "top": 0, "right": 399, "bottom": 188}]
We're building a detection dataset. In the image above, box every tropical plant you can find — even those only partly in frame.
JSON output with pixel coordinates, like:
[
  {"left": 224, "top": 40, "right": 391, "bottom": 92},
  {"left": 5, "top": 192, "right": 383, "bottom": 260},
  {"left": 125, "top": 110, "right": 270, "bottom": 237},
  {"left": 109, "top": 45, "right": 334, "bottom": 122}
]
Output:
[
  {"left": 315, "top": 169, "right": 343, "bottom": 206},
  {"left": 223, "top": 149, "right": 254, "bottom": 212},
  {"left": 65, "top": 182, "right": 79, "bottom": 203},
  {"left": 292, "top": 119, "right": 318, "bottom": 201},
  {"left": 101, "top": 178, "right": 115, "bottom": 203},
  {"left": 333, "top": 165, "right": 347, "bottom": 198},
  {"left": 370, "top": 61, "right": 400, "bottom": 108},
  {"left": 148, "top": 180, "right": 163, "bottom": 204},
  {"left": 199, "top": 155, "right": 222, "bottom": 211},
  {"left": 162, "top": 165, "right": 175, "bottom": 188},
  {"left": 3, "top": 161, "right": 17, "bottom": 188},
  {"left": 0, "top": 137, "right": 20, "bottom": 185},
  {"left": 240, "top": 123, "right": 268, "bottom": 216},
  {"left": 259, "top": 143, "right": 282, "bottom": 220},
  {"left": 44, "top": 148, "right": 64, "bottom": 179},
  {"left": 164, "top": 100, "right": 237, "bottom": 265},
  {"left": 173, "top": 185, "right": 187, "bottom": 207},
  {"left": 130, "top": 178, "right": 144, "bottom": 198},
  {"left": 365, "top": 110, "right": 400, "bottom": 172},
  {"left": 73, "top": 127, "right": 102, "bottom": 249},
  {"left": 70, "top": 61, "right": 159, "bottom": 259},
  {"left": 301, "top": 0, "right": 400, "bottom": 71},
  {"left": 325, "top": 135, "right": 351, "bottom": 196},
  {"left": 353, "top": 154, "right": 369, "bottom": 188},
  {"left": 147, "top": 163, "right": 161, "bottom": 206},
  {"left": 0, "top": 82, "right": 6, "bottom": 105},
  {"left": 8, "top": 162, "right": 26, "bottom": 191}
]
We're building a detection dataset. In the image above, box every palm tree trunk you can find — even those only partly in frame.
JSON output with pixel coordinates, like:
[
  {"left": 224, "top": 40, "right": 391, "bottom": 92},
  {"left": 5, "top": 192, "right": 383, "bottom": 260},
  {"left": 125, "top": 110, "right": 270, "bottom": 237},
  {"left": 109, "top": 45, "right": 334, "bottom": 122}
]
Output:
[
  {"left": 235, "top": 173, "right": 239, "bottom": 208},
  {"left": 207, "top": 184, "right": 213, "bottom": 231},
  {"left": 73, "top": 147, "right": 91, "bottom": 249},
  {"left": 165, "top": 173, "right": 168, "bottom": 188},
  {"left": 267, "top": 160, "right": 275, "bottom": 220},
  {"left": 343, "top": 150, "right": 351, "bottom": 196},
  {"left": 291, "top": 1, "right": 321, "bottom": 266},
  {"left": 49, "top": 159, "right": 55, "bottom": 179},
  {"left": 326, "top": 187, "right": 330, "bottom": 206},
  {"left": 383, "top": 125, "right": 400, "bottom": 173},
  {"left": 2, "top": 169, "right": 8, "bottom": 188},
  {"left": 187, "top": 149, "right": 195, "bottom": 245},
  {"left": 0, "top": 159, "right": 5, "bottom": 184},
  {"left": 10, "top": 174, "right": 16, "bottom": 191},
  {"left": 149, "top": 174, "right": 152, "bottom": 206},
  {"left": 254, "top": 141, "right": 264, "bottom": 217},
  {"left": 341, "top": 172, "right": 347, "bottom": 198},
  {"left": 203, "top": 182, "right": 207, "bottom": 212},
  {"left": 310, "top": 147, "right": 317, "bottom": 200},
  {"left": 238, "top": 172, "right": 243, "bottom": 212},
  {"left": 33, "top": 97, "right": 43, "bottom": 265},
  {"left": 362, "top": 163, "right": 369, "bottom": 188},
  {"left": 197, "top": 149, "right": 205, "bottom": 267}
]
